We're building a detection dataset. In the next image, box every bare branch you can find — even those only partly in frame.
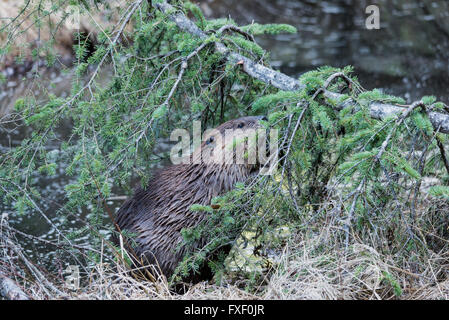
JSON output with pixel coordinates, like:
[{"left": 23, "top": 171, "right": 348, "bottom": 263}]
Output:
[{"left": 156, "top": 1, "right": 449, "bottom": 134}]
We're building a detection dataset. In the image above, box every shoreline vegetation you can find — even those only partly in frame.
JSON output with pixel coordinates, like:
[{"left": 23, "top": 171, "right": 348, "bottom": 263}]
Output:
[{"left": 1, "top": 0, "right": 449, "bottom": 300}]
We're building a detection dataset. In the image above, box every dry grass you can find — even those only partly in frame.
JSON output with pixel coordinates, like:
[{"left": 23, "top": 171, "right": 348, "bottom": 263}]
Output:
[
  {"left": 11, "top": 263, "right": 259, "bottom": 300},
  {"left": 3, "top": 215, "right": 448, "bottom": 300},
  {"left": 2, "top": 174, "right": 449, "bottom": 300}
]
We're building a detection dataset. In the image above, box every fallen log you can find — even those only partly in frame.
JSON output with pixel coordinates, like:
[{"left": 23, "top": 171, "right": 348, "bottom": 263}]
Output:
[
  {"left": 0, "top": 274, "right": 29, "bottom": 300},
  {"left": 156, "top": 1, "right": 449, "bottom": 134}
]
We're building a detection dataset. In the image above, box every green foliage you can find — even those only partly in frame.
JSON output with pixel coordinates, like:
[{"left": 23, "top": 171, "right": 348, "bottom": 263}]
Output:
[
  {"left": 184, "top": 1, "right": 206, "bottom": 29},
  {"left": 382, "top": 271, "right": 403, "bottom": 297},
  {"left": 225, "top": 35, "right": 265, "bottom": 58},
  {"left": 429, "top": 186, "right": 449, "bottom": 199},
  {"left": 1, "top": 0, "right": 448, "bottom": 295},
  {"left": 241, "top": 23, "right": 297, "bottom": 35}
]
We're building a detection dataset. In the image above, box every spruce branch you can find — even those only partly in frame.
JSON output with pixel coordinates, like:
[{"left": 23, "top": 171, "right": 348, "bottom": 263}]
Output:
[{"left": 156, "top": 1, "right": 449, "bottom": 134}]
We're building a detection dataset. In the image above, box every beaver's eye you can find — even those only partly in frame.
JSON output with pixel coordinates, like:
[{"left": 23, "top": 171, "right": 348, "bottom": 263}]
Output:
[
  {"left": 206, "top": 136, "right": 214, "bottom": 145},
  {"left": 237, "top": 122, "right": 244, "bottom": 129}
]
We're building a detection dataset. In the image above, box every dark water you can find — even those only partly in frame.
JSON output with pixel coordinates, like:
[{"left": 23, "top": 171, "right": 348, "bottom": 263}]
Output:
[
  {"left": 202, "top": 0, "right": 449, "bottom": 102},
  {"left": 1, "top": 0, "right": 449, "bottom": 269}
]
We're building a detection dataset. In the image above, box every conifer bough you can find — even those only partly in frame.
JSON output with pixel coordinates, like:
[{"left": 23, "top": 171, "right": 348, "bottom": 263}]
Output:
[{"left": 156, "top": 1, "right": 449, "bottom": 134}]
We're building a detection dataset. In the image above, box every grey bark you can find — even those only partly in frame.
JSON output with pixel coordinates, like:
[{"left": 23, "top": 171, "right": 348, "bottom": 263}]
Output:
[
  {"left": 0, "top": 275, "right": 29, "bottom": 300},
  {"left": 156, "top": 1, "right": 449, "bottom": 134}
]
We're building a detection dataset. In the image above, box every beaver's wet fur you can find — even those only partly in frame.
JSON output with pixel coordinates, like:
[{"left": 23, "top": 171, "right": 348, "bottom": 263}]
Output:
[{"left": 115, "top": 116, "right": 266, "bottom": 283}]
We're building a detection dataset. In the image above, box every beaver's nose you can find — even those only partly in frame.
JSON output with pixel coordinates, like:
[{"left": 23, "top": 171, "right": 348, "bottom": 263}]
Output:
[{"left": 260, "top": 115, "right": 268, "bottom": 121}]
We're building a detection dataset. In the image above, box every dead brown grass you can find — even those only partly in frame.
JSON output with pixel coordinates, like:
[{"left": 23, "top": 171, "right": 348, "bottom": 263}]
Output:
[{"left": 9, "top": 221, "right": 448, "bottom": 300}]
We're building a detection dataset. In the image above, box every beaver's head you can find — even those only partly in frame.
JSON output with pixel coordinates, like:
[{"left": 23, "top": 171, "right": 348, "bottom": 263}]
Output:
[
  {"left": 196, "top": 116, "right": 269, "bottom": 168},
  {"left": 206, "top": 116, "right": 268, "bottom": 137}
]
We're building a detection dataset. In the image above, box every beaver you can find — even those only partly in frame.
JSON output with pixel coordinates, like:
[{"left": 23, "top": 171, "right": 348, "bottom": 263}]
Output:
[{"left": 115, "top": 116, "right": 268, "bottom": 282}]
